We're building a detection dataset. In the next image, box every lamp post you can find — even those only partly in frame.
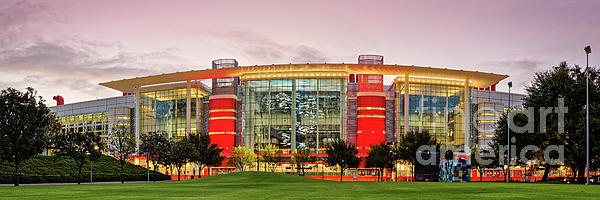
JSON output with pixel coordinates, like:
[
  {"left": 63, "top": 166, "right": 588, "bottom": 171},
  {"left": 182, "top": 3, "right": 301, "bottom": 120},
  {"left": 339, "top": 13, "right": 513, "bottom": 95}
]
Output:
[
  {"left": 507, "top": 81, "right": 512, "bottom": 183},
  {"left": 89, "top": 155, "right": 92, "bottom": 183},
  {"left": 585, "top": 45, "right": 592, "bottom": 185},
  {"left": 147, "top": 153, "right": 150, "bottom": 182},
  {"left": 91, "top": 145, "right": 98, "bottom": 183}
]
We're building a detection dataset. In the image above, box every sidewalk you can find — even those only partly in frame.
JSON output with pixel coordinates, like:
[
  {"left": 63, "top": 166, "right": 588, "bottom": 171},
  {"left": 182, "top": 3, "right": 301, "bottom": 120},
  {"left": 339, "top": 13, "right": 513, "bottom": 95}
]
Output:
[{"left": 0, "top": 180, "right": 172, "bottom": 186}]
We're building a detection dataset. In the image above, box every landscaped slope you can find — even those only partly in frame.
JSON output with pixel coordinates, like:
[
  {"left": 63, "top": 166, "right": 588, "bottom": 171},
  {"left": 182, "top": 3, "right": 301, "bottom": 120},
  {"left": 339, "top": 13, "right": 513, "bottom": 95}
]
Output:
[{"left": 0, "top": 155, "right": 170, "bottom": 184}]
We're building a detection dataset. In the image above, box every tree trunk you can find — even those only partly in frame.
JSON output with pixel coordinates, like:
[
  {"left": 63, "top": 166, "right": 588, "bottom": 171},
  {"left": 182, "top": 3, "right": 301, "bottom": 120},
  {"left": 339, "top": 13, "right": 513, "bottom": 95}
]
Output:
[
  {"left": 198, "top": 164, "right": 204, "bottom": 179},
  {"left": 479, "top": 168, "right": 483, "bottom": 182},
  {"left": 412, "top": 164, "right": 415, "bottom": 182},
  {"left": 395, "top": 161, "right": 398, "bottom": 182},
  {"left": 120, "top": 161, "right": 125, "bottom": 184},
  {"left": 340, "top": 167, "right": 344, "bottom": 182},
  {"left": 578, "top": 165, "right": 586, "bottom": 184},
  {"left": 177, "top": 166, "right": 181, "bottom": 181},
  {"left": 14, "top": 162, "right": 20, "bottom": 186},
  {"left": 78, "top": 158, "right": 84, "bottom": 184},
  {"left": 152, "top": 162, "right": 159, "bottom": 182},
  {"left": 541, "top": 163, "right": 550, "bottom": 182}
]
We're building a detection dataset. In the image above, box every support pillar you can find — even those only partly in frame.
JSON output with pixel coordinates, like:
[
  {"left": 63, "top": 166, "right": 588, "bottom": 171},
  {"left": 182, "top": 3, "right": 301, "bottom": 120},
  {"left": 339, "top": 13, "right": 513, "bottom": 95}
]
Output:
[
  {"left": 186, "top": 80, "right": 191, "bottom": 137},
  {"left": 464, "top": 79, "right": 471, "bottom": 154},
  {"left": 291, "top": 79, "right": 297, "bottom": 152},
  {"left": 403, "top": 75, "right": 409, "bottom": 137},
  {"left": 134, "top": 85, "right": 141, "bottom": 153}
]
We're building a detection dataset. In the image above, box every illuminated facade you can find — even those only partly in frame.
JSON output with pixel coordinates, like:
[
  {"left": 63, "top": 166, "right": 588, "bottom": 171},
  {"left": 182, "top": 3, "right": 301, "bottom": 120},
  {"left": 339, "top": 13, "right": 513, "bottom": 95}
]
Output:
[
  {"left": 50, "top": 95, "right": 135, "bottom": 145},
  {"left": 242, "top": 78, "right": 346, "bottom": 153},
  {"left": 51, "top": 55, "right": 522, "bottom": 158}
]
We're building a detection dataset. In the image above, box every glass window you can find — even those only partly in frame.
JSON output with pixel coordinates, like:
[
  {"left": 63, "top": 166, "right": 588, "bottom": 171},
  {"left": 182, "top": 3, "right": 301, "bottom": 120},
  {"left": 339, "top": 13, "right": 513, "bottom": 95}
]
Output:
[{"left": 243, "top": 78, "right": 345, "bottom": 153}]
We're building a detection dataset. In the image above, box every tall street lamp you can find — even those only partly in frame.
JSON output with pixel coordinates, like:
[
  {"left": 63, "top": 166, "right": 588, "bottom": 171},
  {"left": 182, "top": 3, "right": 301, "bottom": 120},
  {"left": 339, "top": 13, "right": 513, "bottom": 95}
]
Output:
[
  {"left": 507, "top": 81, "right": 512, "bottom": 183},
  {"left": 91, "top": 145, "right": 99, "bottom": 183},
  {"left": 585, "top": 45, "right": 592, "bottom": 185}
]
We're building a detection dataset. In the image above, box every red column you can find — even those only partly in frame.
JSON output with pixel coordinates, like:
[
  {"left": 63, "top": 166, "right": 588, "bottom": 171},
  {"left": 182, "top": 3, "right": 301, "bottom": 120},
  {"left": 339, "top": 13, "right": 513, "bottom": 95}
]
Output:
[
  {"left": 356, "top": 95, "right": 386, "bottom": 154},
  {"left": 356, "top": 74, "right": 386, "bottom": 154},
  {"left": 208, "top": 95, "right": 236, "bottom": 156}
]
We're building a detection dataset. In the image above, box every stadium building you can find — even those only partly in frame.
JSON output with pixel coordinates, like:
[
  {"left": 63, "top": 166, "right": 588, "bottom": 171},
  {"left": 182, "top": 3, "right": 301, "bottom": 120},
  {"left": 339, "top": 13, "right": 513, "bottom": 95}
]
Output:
[{"left": 50, "top": 55, "right": 524, "bottom": 179}]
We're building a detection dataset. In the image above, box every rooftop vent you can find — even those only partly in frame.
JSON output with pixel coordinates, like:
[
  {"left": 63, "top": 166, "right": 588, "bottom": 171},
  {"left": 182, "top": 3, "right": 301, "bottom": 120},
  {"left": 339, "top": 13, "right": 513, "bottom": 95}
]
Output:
[
  {"left": 212, "top": 59, "right": 238, "bottom": 69},
  {"left": 358, "top": 54, "right": 384, "bottom": 65}
]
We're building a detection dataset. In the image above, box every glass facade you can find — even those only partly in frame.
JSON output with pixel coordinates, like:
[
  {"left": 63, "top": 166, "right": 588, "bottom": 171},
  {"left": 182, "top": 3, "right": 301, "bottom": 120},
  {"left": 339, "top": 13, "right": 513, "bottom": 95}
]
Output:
[
  {"left": 49, "top": 95, "right": 134, "bottom": 145},
  {"left": 140, "top": 85, "right": 209, "bottom": 139},
  {"left": 59, "top": 113, "right": 108, "bottom": 134},
  {"left": 396, "top": 83, "right": 466, "bottom": 147},
  {"left": 242, "top": 78, "right": 346, "bottom": 153},
  {"left": 471, "top": 89, "right": 526, "bottom": 149}
]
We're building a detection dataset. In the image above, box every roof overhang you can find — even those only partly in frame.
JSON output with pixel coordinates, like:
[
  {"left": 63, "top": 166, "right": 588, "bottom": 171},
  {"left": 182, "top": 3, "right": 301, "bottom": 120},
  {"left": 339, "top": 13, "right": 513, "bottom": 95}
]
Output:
[{"left": 100, "top": 64, "right": 508, "bottom": 93}]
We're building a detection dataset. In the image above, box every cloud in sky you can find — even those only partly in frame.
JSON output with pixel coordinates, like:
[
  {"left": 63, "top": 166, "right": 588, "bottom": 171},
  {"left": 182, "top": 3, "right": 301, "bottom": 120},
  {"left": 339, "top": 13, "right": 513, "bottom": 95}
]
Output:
[
  {"left": 1, "top": 0, "right": 600, "bottom": 105},
  {"left": 0, "top": 0, "right": 195, "bottom": 103},
  {"left": 477, "top": 59, "right": 544, "bottom": 93},
  {"left": 202, "top": 27, "right": 329, "bottom": 64}
]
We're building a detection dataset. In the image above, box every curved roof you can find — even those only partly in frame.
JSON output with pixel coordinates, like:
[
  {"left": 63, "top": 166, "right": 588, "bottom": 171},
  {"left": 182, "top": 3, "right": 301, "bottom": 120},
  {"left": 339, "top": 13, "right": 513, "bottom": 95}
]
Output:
[{"left": 100, "top": 63, "right": 508, "bottom": 92}]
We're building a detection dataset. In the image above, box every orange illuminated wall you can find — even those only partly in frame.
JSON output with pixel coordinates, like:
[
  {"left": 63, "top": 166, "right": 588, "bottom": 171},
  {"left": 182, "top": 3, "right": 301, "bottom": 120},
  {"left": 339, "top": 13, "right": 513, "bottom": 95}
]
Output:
[
  {"left": 356, "top": 74, "right": 386, "bottom": 153},
  {"left": 208, "top": 95, "right": 236, "bottom": 155}
]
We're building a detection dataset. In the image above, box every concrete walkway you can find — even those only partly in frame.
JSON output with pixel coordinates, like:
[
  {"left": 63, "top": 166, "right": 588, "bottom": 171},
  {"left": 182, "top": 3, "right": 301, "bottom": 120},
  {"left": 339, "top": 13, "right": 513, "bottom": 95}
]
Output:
[{"left": 0, "top": 180, "right": 172, "bottom": 186}]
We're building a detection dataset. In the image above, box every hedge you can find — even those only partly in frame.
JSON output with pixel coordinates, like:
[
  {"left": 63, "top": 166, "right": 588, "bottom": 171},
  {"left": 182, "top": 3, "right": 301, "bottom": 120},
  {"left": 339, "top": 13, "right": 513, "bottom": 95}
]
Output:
[{"left": 0, "top": 155, "right": 170, "bottom": 184}]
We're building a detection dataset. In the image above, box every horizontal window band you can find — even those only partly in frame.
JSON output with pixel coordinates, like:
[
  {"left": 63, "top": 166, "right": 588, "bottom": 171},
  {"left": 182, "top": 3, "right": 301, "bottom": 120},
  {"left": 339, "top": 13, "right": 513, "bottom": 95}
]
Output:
[
  {"left": 109, "top": 123, "right": 131, "bottom": 126},
  {"left": 357, "top": 107, "right": 386, "bottom": 110},
  {"left": 357, "top": 115, "right": 385, "bottom": 118},
  {"left": 209, "top": 132, "right": 236, "bottom": 135},
  {"left": 357, "top": 131, "right": 386, "bottom": 134},
  {"left": 209, "top": 117, "right": 237, "bottom": 120},
  {"left": 478, "top": 134, "right": 496, "bottom": 138},
  {"left": 108, "top": 117, "right": 130, "bottom": 120},
  {"left": 209, "top": 109, "right": 236, "bottom": 113},
  {"left": 478, "top": 113, "right": 502, "bottom": 116}
]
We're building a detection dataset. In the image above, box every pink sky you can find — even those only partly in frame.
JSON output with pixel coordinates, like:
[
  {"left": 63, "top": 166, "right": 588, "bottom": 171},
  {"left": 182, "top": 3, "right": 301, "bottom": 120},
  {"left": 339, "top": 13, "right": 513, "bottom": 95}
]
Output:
[{"left": 1, "top": 0, "right": 599, "bottom": 104}]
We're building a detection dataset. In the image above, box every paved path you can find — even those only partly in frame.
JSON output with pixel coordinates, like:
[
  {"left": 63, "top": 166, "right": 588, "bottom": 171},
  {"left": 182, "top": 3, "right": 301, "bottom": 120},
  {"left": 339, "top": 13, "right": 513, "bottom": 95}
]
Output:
[{"left": 0, "top": 180, "right": 172, "bottom": 186}]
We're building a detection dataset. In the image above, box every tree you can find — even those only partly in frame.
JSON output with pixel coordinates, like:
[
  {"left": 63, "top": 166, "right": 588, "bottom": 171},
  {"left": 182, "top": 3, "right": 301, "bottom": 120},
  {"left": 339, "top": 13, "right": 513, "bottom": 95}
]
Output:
[
  {"left": 54, "top": 131, "right": 103, "bottom": 184},
  {"left": 293, "top": 148, "right": 315, "bottom": 176},
  {"left": 186, "top": 133, "right": 224, "bottom": 178},
  {"left": 260, "top": 145, "right": 283, "bottom": 172},
  {"left": 107, "top": 126, "right": 136, "bottom": 183},
  {"left": 169, "top": 139, "right": 193, "bottom": 181},
  {"left": 325, "top": 139, "right": 361, "bottom": 182},
  {"left": 140, "top": 132, "right": 169, "bottom": 182},
  {"left": 0, "top": 87, "right": 60, "bottom": 186},
  {"left": 518, "top": 62, "right": 600, "bottom": 182},
  {"left": 493, "top": 112, "right": 537, "bottom": 181},
  {"left": 395, "top": 130, "right": 436, "bottom": 181},
  {"left": 471, "top": 146, "right": 497, "bottom": 182},
  {"left": 156, "top": 137, "right": 173, "bottom": 177},
  {"left": 227, "top": 146, "right": 256, "bottom": 172},
  {"left": 365, "top": 143, "right": 395, "bottom": 182}
]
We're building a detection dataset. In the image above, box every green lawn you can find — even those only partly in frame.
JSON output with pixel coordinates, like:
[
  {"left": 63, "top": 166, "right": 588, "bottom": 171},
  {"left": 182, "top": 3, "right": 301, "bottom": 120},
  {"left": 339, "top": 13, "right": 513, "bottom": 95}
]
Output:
[{"left": 1, "top": 172, "right": 598, "bottom": 199}]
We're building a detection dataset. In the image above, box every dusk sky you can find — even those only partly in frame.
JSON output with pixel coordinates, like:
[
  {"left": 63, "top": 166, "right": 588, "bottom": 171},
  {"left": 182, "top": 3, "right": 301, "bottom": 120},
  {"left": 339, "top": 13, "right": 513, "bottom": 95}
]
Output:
[{"left": 1, "top": 0, "right": 599, "bottom": 105}]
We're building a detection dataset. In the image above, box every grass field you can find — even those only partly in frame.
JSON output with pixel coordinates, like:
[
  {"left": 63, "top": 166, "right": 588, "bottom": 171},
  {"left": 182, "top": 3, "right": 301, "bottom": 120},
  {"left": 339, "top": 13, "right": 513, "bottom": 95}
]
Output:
[{"left": 1, "top": 172, "right": 598, "bottom": 199}]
